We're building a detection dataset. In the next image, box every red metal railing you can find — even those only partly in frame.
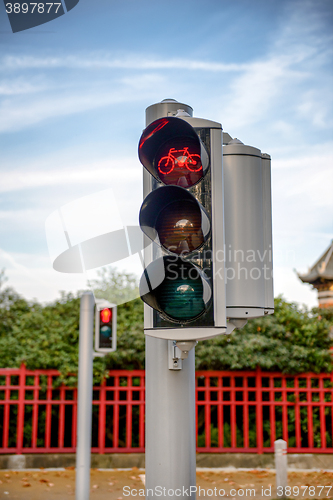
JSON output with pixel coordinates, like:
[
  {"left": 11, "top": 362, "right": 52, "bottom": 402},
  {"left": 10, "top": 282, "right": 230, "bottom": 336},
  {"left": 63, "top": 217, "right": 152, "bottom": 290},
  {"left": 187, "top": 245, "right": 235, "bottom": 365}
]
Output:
[
  {"left": 0, "top": 365, "right": 332, "bottom": 454},
  {"left": 196, "top": 368, "right": 333, "bottom": 453}
]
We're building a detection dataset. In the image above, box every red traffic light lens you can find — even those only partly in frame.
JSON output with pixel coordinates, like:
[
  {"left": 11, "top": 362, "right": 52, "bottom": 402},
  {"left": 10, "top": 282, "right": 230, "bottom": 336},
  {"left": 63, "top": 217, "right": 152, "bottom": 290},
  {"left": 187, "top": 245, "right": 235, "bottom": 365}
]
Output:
[
  {"left": 156, "top": 137, "right": 203, "bottom": 188},
  {"left": 100, "top": 308, "right": 112, "bottom": 323},
  {"left": 138, "top": 117, "right": 209, "bottom": 189}
]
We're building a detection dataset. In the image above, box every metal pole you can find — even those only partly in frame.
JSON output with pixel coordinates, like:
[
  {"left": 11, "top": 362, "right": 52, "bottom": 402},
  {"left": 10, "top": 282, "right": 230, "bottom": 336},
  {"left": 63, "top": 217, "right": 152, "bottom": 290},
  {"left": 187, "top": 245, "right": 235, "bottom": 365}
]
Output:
[
  {"left": 75, "top": 291, "right": 95, "bottom": 500},
  {"left": 146, "top": 337, "right": 196, "bottom": 498},
  {"left": 145, "top": 100, "right": 197, "bottom": 499}
]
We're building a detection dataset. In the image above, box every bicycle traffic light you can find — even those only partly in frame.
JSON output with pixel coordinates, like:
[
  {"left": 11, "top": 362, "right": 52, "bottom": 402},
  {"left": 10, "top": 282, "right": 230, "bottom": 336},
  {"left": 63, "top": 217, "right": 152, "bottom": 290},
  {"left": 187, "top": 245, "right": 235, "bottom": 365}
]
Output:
[
  {"left": 138, "top": 104, "right": 227, "bottom": 341},
  {"left": 95, "top": 302, "right": 117, "bottom": 352}
]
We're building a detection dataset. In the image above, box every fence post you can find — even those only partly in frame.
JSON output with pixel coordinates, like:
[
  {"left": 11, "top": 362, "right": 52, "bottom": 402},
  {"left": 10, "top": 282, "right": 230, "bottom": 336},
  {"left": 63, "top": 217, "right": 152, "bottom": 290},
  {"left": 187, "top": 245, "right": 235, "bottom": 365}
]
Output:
[
  {"left": 256, "top": 366, "right": 263, "bottom": 453},
  {"left": 16, "top": 363, "right": 26, "bottom": 454},
  {"left": 275, "top": 439, "right": 287, "bottom": 497}
]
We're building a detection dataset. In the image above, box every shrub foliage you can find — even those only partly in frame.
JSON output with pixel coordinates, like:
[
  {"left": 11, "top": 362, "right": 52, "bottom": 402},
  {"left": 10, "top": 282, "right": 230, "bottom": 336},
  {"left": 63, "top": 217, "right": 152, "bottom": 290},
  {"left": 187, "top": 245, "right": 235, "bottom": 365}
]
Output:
[{"left": 0, "top": 269, "right": 332, "bottom": 383}]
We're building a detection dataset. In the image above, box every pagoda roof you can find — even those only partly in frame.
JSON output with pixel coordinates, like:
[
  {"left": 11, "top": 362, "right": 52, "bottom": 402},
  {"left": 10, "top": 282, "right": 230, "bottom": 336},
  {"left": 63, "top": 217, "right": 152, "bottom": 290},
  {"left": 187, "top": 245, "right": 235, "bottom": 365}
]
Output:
[{"left": 298, "top": 239, "right": 333, "bottom": 283}]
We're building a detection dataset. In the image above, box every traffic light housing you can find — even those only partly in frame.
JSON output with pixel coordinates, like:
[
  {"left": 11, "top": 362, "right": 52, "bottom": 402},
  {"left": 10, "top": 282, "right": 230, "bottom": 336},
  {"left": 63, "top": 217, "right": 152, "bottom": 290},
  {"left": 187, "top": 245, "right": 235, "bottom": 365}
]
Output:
[
  {"left": 95, "top": 303, "right": 117, "bottom": 352},
  {"left": 223, "top": 139, "right": 274, "bottom": 319},
  {"left": 138, "top": 109, "right": 227, "bottom": 341}
]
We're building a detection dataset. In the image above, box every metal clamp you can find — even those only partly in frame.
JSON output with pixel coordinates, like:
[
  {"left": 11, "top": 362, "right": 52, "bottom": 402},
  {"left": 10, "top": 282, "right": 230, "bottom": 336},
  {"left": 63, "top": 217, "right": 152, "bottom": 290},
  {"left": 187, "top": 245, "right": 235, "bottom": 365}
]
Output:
[
  {"left": 168, "top": 340, "right": 183, "bottom": 370},
  {"left": 168, "top": 340, "right": 198, "bottom": 370}
]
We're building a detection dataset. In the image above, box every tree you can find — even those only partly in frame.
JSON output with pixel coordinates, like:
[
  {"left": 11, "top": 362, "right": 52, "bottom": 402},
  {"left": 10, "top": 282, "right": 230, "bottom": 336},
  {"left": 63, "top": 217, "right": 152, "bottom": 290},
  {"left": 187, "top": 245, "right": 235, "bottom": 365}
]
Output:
[
  {"left": 0, "top": 268, "right": 144, "bottom": 384},
  {"left": 0, "top": 267, "right": 332, "bottom": 380},
  {"left": 195, "top": 297, "right": 333, "bottom": 373},
  {"left": 88, "top": 266, "right": 139, "bottom": 305},
  {"left": 88, "top": 266, "right": 145, "bottom": 371}
]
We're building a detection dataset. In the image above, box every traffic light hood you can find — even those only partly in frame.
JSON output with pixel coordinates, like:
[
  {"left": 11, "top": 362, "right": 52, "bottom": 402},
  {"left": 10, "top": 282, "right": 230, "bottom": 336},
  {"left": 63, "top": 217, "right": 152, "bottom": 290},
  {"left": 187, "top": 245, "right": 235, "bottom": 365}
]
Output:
[{"left": 138, "top": 116, "right": 209, "bottom": 188}]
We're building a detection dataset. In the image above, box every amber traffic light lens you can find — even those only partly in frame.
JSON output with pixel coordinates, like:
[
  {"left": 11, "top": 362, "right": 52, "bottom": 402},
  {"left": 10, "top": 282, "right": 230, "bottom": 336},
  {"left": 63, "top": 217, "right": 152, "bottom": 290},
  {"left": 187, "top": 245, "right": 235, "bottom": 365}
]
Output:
[{"left": 156, "top": 200, "right": 204, "bottom": 254}]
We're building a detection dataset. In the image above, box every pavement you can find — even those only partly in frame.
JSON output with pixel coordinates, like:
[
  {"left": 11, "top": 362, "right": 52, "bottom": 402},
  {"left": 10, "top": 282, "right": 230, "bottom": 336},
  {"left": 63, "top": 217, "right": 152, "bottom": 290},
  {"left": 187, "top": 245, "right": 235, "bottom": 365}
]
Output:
[{"left": 0, "top": 468, "right": 333, "bottom": 499}]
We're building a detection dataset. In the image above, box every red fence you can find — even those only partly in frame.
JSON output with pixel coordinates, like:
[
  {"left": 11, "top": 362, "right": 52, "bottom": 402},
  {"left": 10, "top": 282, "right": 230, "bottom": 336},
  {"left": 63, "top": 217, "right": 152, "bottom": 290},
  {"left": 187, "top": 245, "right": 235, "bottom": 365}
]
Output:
[{"left": 0, "top": 365, "right": 332, "bottom": 454}]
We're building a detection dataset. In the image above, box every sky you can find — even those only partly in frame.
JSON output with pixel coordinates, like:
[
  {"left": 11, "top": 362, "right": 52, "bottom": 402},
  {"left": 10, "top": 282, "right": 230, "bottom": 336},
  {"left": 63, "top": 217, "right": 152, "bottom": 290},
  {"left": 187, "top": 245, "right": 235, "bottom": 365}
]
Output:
[{"left": 0, "top": 0, "right": 332, "bottom": 308}]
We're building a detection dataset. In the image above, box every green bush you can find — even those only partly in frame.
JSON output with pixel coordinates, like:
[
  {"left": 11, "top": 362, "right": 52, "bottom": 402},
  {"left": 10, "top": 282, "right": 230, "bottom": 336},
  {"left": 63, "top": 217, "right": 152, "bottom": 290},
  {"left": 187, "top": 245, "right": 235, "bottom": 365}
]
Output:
[
  {"left": 0, "top": 268, "right": 332, "bottom": 383},
  {"left": 196, "top": 297, "right": 333, "bottom": 374}
]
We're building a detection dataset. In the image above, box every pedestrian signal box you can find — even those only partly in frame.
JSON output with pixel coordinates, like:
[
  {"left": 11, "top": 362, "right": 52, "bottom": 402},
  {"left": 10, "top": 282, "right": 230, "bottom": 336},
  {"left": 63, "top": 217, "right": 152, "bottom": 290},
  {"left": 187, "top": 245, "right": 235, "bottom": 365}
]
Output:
[{"left": 95, "top": 302, "right": 117, "bottom": 353}]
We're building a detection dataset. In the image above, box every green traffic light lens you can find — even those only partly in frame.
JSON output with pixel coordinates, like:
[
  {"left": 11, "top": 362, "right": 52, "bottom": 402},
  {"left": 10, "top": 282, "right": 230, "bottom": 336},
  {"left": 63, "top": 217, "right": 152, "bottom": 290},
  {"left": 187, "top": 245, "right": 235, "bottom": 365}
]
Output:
[
  {"left": 100, "top": 325, "right": 111, "bottom": 337},
  {"left": 99, "top": 325, "right": 112, "bottom": 348},
  {"left": 157, "top": 278, "right": 204, "bottom": 321},
  {"left": 155, "top": 261, "right": 206, "bottom": 321},
  {"left": 156, "top": 199, "right": 205, "bottom": 254}
]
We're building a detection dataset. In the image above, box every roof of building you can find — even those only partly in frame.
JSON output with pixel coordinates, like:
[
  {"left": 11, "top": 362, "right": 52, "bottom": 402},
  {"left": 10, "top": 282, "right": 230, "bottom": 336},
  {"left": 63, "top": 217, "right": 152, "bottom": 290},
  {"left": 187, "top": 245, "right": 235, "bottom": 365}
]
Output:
[{"left": 298, "top": 240, "right": 333, "bottom": 283}]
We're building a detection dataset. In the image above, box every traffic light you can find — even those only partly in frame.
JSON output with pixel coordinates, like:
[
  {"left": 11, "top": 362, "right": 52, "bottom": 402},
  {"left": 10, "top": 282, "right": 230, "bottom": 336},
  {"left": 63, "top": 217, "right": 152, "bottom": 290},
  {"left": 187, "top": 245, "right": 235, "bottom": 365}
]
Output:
[
  {"left": 95, "top": 302, "right": 117, "bottom": 352},
  {"left": 138, "top": 109, "right": 227, "bottom": 341}
]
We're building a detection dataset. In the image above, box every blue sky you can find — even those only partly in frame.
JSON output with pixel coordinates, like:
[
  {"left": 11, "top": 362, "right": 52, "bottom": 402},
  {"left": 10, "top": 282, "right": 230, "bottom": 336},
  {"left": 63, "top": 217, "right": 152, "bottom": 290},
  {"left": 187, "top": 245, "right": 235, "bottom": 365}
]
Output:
[{"left": 0, "top": 0, "right": 332, "bottom": 307}]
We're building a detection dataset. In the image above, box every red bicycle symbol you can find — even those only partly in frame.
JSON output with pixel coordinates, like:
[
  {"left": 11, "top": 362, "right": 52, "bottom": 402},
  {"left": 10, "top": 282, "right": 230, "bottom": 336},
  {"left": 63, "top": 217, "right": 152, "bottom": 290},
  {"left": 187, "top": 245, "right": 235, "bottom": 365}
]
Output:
[{"left": 158, "top": 147, "right": 202, "bottom": 175}]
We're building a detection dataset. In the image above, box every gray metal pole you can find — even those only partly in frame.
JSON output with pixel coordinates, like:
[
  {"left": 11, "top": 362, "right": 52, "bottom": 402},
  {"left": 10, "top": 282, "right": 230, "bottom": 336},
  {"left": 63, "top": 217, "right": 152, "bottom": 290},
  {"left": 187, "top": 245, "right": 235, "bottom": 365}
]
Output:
[
  {"left": 145, "top": 100, "right": 197, "bottom": 499},
  {"left": 146, "top": 337, "right": 196, "bottom": 498},
  {"left": 75, "top": 291, "right": 95, "bottom": 500}
]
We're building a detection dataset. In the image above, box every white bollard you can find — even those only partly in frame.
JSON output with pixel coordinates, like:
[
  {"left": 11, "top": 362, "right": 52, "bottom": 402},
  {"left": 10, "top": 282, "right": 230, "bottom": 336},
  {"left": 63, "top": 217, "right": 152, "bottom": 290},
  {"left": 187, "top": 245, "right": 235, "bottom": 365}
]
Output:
[{"left": 275, "top": 439, "right": 287, "bottom": 498}]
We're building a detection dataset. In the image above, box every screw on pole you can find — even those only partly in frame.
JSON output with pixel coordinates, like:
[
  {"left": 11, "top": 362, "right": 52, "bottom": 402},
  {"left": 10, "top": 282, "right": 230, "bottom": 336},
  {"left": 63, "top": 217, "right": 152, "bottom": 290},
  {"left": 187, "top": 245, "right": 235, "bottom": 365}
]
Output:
[{"left": 275, "top": 439, "right": 287, "bottom": 498}]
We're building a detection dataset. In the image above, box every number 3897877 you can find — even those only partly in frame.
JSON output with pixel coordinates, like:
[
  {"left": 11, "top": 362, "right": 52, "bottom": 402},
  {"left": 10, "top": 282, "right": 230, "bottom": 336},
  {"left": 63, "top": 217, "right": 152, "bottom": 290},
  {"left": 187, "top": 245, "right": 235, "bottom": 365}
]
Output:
[{"left": 5, "top": 3, "right": 62, "bottom": 14}]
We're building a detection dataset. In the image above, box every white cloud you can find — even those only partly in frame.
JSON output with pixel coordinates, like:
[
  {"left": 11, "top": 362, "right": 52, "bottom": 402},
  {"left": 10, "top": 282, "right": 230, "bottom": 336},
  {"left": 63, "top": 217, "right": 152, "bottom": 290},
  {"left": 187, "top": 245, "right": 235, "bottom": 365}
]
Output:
[
  {"left": 274, "top": 265, "right": 317, "bottom": 309},
  {"left": 0, "top": 86, "right": 145, "bottom": 133},
  {"left": 297, "top": 90, "right": 333, "bottom": 128},
  {"left": 273, "top": 146, "right": 333, "bottom": 206},
  {"left": 1, "top": 264, "right": 88, "bottom": 304},
  {"left": 0, "top": 78, "right": 48, "bottom": 95},
  {"left": 0, "top": 252, "right": 142, "bottom": 305},
  {"left": 271, "top": 146, "right": 333, "bottom": 243},
  {"left": 214, "top": 1, "right": 333, "bottom": 133},
  {"left": 0, "top": 158, "right": 141, "bottom": 193},
  {"left": 1, "top": 54, "right": 248, "bottom": 72},
  {"left": 0, "top": 67, "right": 179, "bottom": 132},
  {"left": 2, "top": 2, "right": 331, "bottom": 135},
  {"left": 221, "top": 57, "right": 293, "bottom": 130},
  {"left": 0, "top": 248, "right": 52, "bottom": 292}
]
